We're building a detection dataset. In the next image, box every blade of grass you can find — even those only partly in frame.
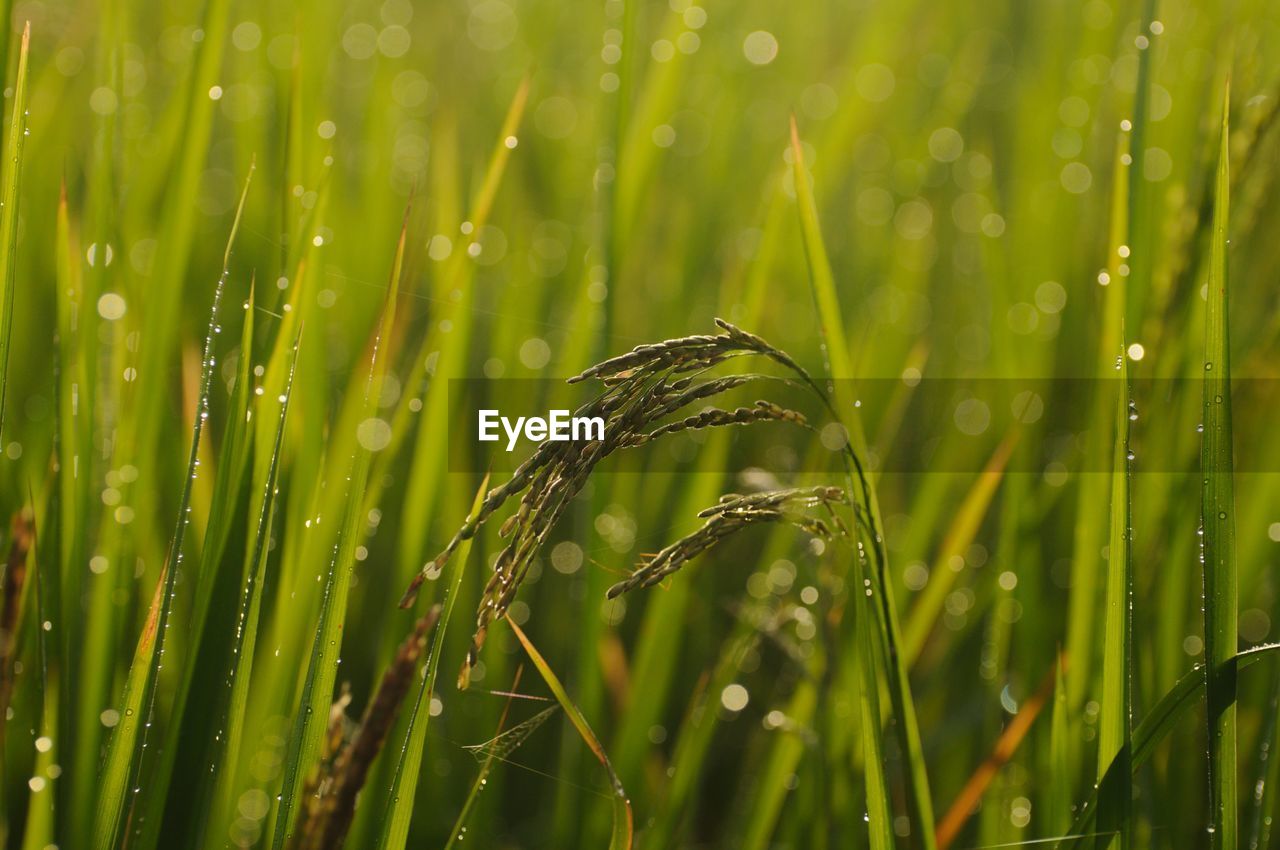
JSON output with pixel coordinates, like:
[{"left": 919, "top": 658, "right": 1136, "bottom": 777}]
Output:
[
  {"left": 1048, "top": 656, "right": 1071, "bottom": 836},
  {"left": 508, "top": 618, "right": 633, "bottom": 850},
  {"left": 1096, "top": 344, "right": 1133, "bottom": 850},
  {"left": 20, "top": 493, "right": 56, "bottom": 850},
  {"left": 136, "top": 163, "right": 257, "bottom": 850},
  {"left": 901, "top": 431, "right": 1018, "bottom": 666},
  {"left": 0, "top": 23, "right": 30, "bottom": 441},
  {"left": 202, "top": 326, "right": 300, "bottom": 846},
  {"left": 1066, "top": 118, "right": 1131, "bottom": 718},
  {"left": 268, "top": 208, "right": 408, "bottom": 849},
  {"left": 1203, "top": 81, "right": 1237, "bottom": 850},
  {"left": 1247, "top": 669, "right": 1280, "bottom": 850},
  {"left": 1063, "top": 643, "right": 1280, "bottom": 846},
  {"left": 790, "top": 115, "right": 927, "bottom": 849},
  {"left": 442, "top": 666, "right": 526, "bottom": 850},
  {"left": 92, "top": 189, "right": 244, "bottom": 846},
  {"left": 376, "top": 476, "right": 488, "bottom": 850},
  {"left": 52, "top": 179, "right": 85, "bottom": 848}
]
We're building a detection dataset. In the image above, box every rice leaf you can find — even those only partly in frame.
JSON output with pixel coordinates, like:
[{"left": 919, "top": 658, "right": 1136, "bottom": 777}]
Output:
[
  {"left": 92, "top": 188, "right": 244, "bottom": 848},
  {"left": 135, "top": 163, "right": 257, "bottom": 850},
  {"left": 1064, "top": 643, "right": 1280, "bottom": 847},
  {"left": 203, "top": 325, "right": 300, "bottom": 846},
  {"left": 0, "top": 23, "right": 30, "bottom": 440},
  {"left": 269, "top": 209, "right": 408, "bottom": 848},
  {"left": 1048, "top": 656, "right": 1071, "bottom": 836},
  {"left": 901, "top": 431, "right": 1018, "bottom": 666},
  {"left": 443, "top": 667, "right": 534, "bottom": 850},
  {"left": 507, "top": 618, "right": 634, "bottom": 850},
  {"left": 376, "top": 477, "right": 489, "bottom": 850},
  {"left": 21, "top": 495, "right": 57, "bottom": 850},
  {"left": 1202, "top": 81, "right": 1237, "bottom": 850},
  {"left": 1096, "top": 344, "right": 1133, "bottom": 849},
  {"left": 789, "top": 115, "right": 927, "bottom": 849}
]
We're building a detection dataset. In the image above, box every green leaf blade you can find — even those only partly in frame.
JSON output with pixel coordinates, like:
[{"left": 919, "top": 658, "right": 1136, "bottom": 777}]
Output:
[{"left": 1202, "top": 83, "right": 1237, "bottom": 850}]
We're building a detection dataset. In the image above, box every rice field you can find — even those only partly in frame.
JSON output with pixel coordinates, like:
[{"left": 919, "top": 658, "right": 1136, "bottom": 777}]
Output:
[{"left": 0, "top": 0, "right": 1279, "bottom": 848}]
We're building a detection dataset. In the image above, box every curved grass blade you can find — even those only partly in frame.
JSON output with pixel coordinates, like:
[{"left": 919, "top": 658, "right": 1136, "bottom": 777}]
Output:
[
  {"left": 269, "top": 210, "right": 408, "bottom": 849},
  {"left": 376, "top": 476, "right": 489, "bottom": 850},
  {"left": 1060, "top": 643, "right": 1280, "bottom": 847},
  {"left": 1203, "top": 82, "right": 1236, "bottom": 850},
  {"left": 0, "top": 23, "right": 30, "bottom": 441},
  {"left": 507, "top": 618, "right": 633, "bottom": 850},
  {"left": 92, "top": 198, "right": 242, "bottom": 847}
]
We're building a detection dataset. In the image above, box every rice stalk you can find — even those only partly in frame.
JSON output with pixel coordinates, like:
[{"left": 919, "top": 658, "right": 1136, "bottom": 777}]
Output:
[
  {"left": 1095, "top": 345, "right": 1133, "bottom": 850},
  {"left": 1202, "top": 82, "right": 1237, "bottom": 850},
  {"left": 0, "top": 23, "right": 30, "bottom": 442},
  {"left": 399, "top": 320, "right": 820, "bottom": 684},
  {"left": 606, "top": 487, "right": 846, "bottom": 597}
]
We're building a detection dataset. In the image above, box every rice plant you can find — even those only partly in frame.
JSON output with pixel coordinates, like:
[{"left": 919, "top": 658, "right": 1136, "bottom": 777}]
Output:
[{"left": 1, "top": 1, "right": 1280, "bottom": 849}]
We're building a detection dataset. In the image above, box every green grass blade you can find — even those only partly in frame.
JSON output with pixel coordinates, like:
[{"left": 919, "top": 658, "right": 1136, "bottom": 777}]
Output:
[
  {"left": 205, "top": 325, "right": 300, "bottom": 846},
  {"left": 136, "top": 164, "right": 256, "bottom": 850},
  {"left": 641, "top": 620, "right": 757, "bottom": 849},
  {"left": 92, "top": 211, "right": 240, "bottom": 848},
  {"left": 1064, "top": 644, "right": 1280, "bottom": 846},
  {"left": 1247, "top": 670, "right": 1280, "bottom": 850},
  {"left": 376, "top": 477, "right": 489, "bottom": 850},
  {"left": 443, "top": 667, "right": 532, "bottom": 850},
  {"left": 790, "top": 115, "right": 929, "bottom": 849},
  {"left": 0, "top": 23, "right": 30, "bottom": 441},
  {"left": 1203, "top": 82, "right": 1237, "bottom": 850},
  {"left": 269, "top": 211, "right": 408, "bottom": 849},
  {"left": 508, "top": 618, "right": 633, "bottom": 850},
  {"left": 1096, "top": 344, "right": 1132, "bottom": 849},
  {"left": 901, "top": 432, "right": 1018, "bottom": 666},
  {"left": 21, "top": 490, "right": 58, "bottom": 850},
  {"left": 1048, "top": 657, "right": 1071, "bottom": 836}
]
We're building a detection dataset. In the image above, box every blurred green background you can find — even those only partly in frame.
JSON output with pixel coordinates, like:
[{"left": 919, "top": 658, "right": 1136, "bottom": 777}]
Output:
[{"left": 1, "top": 0, "right": 1280, "bottom": 847}]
